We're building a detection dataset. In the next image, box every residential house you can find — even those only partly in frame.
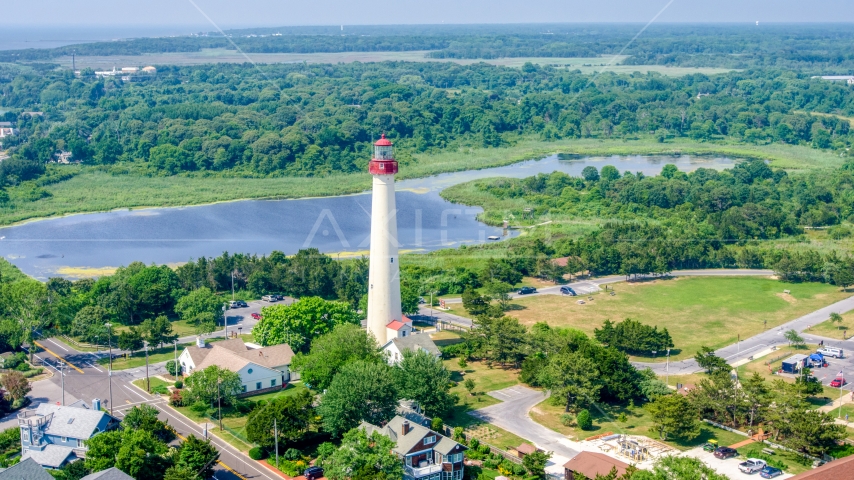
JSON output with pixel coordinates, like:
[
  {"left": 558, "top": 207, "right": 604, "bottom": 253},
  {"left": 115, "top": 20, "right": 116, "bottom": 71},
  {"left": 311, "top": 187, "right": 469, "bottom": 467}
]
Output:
[
  {"left": 80, "top": 467, "right": 134, "bottom": 480},
  {"left": 18, "top": 400, "right": 119, "bottom": 469},
  {"left": 362, "top": 416, "right": 467, "bottom": 480},
  {"left": 0, "top": 122, "right": 16, "bottom": 139},
  {"left": 179, "top": 338, "right": 294, "bottom": 396},
  {"left": 382, "top": 333, "right": 441, "bottom": 365},
  {"left": 787, "top": 452, "right": 854, "bottom": 479},
  {"left": 563, "top": 452, "right": 630, "bottom": 480},
  {"left": 0, "top": 458, "right": 55, "bottom": 480}
]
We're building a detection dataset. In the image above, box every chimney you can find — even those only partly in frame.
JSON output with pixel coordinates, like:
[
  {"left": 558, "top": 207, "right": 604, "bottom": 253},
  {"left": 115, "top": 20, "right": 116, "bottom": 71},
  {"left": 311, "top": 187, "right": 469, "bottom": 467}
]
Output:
[
  {"left": 92, "top": 399, "right": 101, "bottom": 411},
  {"left": 196, "top": 337, "right": 206, "bottom": 348},
  {"left": 402, "top": 421, "right": 411, "bottom": 436}
]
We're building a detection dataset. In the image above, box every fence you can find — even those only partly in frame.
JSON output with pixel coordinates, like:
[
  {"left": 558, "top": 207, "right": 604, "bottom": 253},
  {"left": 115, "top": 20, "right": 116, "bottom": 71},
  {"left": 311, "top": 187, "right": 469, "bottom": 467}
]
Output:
[{"left": 441, "top": 426, "right": 522, "bottom": 465}]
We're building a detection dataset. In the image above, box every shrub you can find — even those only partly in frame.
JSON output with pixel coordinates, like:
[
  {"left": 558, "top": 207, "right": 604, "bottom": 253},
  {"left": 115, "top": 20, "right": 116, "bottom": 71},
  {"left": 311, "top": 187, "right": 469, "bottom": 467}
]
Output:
[
  {"left": 174, "top": 380, "right": 183, "bottom": 389},
  {"left": 469, "top": 438, "right": 480, "bottom": 450},
  {"left": 152, "top": 384, "right": 169, "bottom": 395},
  {"left": 577, "top": 409, "right": 593, "bottom": 430},
  {"left": 431, "top": 417, "right": 444, "bottom": 432},
  {"left": 458, "top": 357, "right": 468, "bottom": 368},
  {"left": 478, "top": 444, "right": 491, "bottom": 455},
  {"left": 283, "top": 448, "right": 301, "bottom": 461},
  {"left": 560, "top": 413, "right": 574, "bottom": 426},
  {"left": 483, "top": 458, "right": 500, "bottom": 469},
  {"left": 169, "top": 390, "right": 183, "bottom": 407},
  {"left": 617, "top": 412, "right": 628, "bottom": 423},
  {"left": 248, "top": 447, "right": 265, "bottom": 460},
  {"left": 452, "top": 426, "right": 465, "bottom": 442},
  {"left": 166, "top": 360, "right": 180, "bottom": 376},
  {"left": 14, "top": 362, "right": 29, "bottom": 372}
]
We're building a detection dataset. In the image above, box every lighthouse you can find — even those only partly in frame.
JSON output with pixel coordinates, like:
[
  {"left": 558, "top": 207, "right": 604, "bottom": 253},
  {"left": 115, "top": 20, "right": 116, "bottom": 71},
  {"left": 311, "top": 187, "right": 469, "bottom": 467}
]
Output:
[{"left": 366, "top": 135, "right": 409, "bottom": 346}]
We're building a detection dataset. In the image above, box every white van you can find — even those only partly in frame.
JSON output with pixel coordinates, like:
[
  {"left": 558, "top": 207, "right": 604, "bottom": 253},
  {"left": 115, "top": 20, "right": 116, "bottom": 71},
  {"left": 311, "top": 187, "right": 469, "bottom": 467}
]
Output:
[{"left": 818, "top": 346, "right": 844, "bottom": 359}]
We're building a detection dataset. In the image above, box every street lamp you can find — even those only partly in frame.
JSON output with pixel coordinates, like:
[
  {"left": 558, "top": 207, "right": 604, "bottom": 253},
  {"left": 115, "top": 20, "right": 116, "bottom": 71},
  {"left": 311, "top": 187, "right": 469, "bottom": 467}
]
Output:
[{"left": 105, "top": 323, "right": 113, "bottom": 415}]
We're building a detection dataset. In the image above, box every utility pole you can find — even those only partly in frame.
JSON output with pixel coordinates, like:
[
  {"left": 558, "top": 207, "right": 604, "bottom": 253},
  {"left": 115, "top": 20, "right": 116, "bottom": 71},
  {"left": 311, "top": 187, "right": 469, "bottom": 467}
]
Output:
[
  {"left": 145, "top": 341, "right": 150, "bottom": 392},
  {"left": 217, "top": 379, "right": 223, "bottom": 431},
  {"left": 274, "top": 418, "right": 279, "bottom": 467},
  {"left": 174, "top": 340, "right": 178, "bottom": 379},
  {"left": 223, "top": 305, "right": 228, "bottom": 339},
  {"left": 59, "top": 362, "right": 65, "bottom": 406},
  {"left": 231, "top": 271, "right": 235, "bottom": 300},
  {"left": 106, "top": 323, "right": 113, "bottom": 415},
  {"left": 666, "top": 348, "right": 671, "bottom": 387}
]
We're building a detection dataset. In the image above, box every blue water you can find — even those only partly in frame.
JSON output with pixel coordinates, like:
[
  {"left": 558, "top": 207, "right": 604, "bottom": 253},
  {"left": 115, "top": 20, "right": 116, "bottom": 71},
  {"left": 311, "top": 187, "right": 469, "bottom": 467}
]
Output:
[{"left": 0, "top": 154, "right": 737, "bottom": 279}]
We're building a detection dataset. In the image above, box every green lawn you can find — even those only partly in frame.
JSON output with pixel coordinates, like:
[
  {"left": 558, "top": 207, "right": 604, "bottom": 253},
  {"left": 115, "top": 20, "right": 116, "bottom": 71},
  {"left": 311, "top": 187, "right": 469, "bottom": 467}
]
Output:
[
  {"left": 172, "top": 404, "right": 254, "bottom": 452},
  {"left": 132, "top": 377, "right": 173, "bottom": 394},
  {"left": 529, "top": 398, "right": 745, "bottom": 451},
  {"left": 243, "top": 383, "right": 308, "bottom": 402},
  {"left": 98, "top": 343, "right": 188, "bottom": 370},
  {"left": 808, "top": 309, "right": 854, "bottom": 340},
  {"left": 736, "top": 444, "right": 814, "bottom": 475},
  {"left": 506, "top": 276, "right": 850, "bottom": 361}
]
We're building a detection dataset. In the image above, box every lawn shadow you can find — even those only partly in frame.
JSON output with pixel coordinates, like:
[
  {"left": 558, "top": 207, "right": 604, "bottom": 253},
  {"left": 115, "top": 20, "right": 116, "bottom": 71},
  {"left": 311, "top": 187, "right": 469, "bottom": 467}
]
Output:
[{"left": 506, "top": 304, "right": 527, "bottom": 311}]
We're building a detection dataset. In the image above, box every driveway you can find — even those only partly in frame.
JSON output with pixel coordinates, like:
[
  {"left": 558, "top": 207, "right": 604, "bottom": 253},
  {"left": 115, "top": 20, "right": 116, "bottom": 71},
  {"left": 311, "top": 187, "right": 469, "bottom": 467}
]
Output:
[
  {"left": 469, "top": 385, "right": 580, "bottom": 459},
  {"left": 681, "top": 447, "right": 794, "bottom": 479}
]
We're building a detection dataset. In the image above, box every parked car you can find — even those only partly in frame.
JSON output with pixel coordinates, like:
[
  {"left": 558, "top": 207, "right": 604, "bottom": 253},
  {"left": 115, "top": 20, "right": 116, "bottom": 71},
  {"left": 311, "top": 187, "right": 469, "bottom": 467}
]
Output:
[
  {"left": 261, "top": 295, "right": 278, "bottom": 302},
  {"left": 560, "top": 286, "right": 577, "bottom": 296},
  {"left": 418, "top": 297, "right": 426, "bottom": 304},
  {"left": 228, "top": 300, "right": 248, "bottom": 309},
  {"left": 251, "top": 313, "right": 262, "bottom": 320},
  {"left": 738, "top": 459, "right": 767, "bottom": 474},
  {"left": 273, "top": 294, "right": 284, "bottom": 301},
  {"left": 518, "top": 287, "right": 537, "bottom": 295},
  {"left": 831, "top": 377, "right": 847, "bottom": 388},
  {"left": 759, "top": 466, "right": 783, "bottom": 478},
  {"left": 304, "top": 466, "right": 324, "bottom": 480},
  {"left": 701, "top": 441, "right": 718, "bottom": 452},
  {"left": 713, "top": 446, "right": 738, "bottom": 459},
  {"left": 818, "top": 346, "right": 844, "bottom": 358}
]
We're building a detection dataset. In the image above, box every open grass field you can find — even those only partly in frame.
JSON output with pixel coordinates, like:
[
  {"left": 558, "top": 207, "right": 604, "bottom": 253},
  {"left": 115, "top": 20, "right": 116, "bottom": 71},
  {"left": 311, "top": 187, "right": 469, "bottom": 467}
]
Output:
[
  {"left": 443, "top": 359, "right": 531, "bottom": 448},
  {"left": 0, "top": 138, "right": 842, "bottom": 227},
  {"left": 98, "top": 342, "right": 189, "bottom": 370},
  {"left": 132, "top": 377, "right": 172, "bottom": 394},
  {"left": 506, "top": 276, "right": 851, "bottom": 361},
  {"left": 808, "top": 309, "right": 854, "bottom": 340},
  {"left": 529, "top": 398, "right": 745, "bottom": 451}
]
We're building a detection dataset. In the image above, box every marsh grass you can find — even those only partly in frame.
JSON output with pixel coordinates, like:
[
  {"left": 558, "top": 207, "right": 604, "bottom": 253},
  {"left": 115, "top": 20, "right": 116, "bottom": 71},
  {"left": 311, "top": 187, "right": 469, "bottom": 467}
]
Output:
[{"left": 0, "top": 138, "right": 842, "bottom": 227}]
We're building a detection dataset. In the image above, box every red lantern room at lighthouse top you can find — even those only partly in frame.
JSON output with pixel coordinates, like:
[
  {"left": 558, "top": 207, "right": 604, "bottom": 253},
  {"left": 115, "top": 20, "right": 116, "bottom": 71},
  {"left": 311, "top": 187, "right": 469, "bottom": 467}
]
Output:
[{"left": 369, "top": 134, "right": 398, "bottom": 175}]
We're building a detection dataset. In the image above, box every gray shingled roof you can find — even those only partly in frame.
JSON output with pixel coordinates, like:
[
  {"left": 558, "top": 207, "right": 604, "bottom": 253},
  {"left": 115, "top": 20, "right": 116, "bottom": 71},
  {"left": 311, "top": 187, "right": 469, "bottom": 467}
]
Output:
[
  {"left": 80, "top": 467, "right": 134, "bottom": 480},
  {"left": 34, "top": 403, "right": 109, "bottom": 439},
  {"left": 0, "top": 458, "right": 55, "bottom": 480},
  {"left": 389, "top": 334, "right": 440, "bottom": 357},
  {"left": 21, "top": 445, "right": 76, "bottom": 469},
  {"left": 362, "top": 415, "right": 466, "bottom": 458}
]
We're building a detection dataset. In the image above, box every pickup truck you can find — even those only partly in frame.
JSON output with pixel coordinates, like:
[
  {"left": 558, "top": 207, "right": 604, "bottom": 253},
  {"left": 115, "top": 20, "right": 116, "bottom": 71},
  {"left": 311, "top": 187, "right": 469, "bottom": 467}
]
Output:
[{"left": 738, "top": 459, "right": 767, "bottom": 474}]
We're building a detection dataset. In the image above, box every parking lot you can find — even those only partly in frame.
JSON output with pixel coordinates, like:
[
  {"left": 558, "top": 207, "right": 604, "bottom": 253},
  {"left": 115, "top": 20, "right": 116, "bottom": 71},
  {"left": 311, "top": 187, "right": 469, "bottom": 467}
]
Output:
[{"left": 682, "top": 448, "right": 794, "bottom": 479}]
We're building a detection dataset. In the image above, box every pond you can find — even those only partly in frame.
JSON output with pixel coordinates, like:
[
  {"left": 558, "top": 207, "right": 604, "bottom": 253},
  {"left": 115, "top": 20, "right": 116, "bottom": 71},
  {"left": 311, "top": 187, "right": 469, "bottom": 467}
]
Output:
[{"left": 0, "top": 154, "right": 737, "bottom": 279}]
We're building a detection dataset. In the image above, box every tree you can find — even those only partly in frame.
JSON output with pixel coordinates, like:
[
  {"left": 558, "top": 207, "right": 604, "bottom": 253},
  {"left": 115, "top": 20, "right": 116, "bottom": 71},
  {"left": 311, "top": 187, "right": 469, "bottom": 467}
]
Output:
[
  {"left": 537, "top": 352, "right": 601, "bottom": 412},
  {"left": 400, "top": 283, "right": 421, "bottom": 316},
  {"left": 522, "top": 450, "right": 551, "bottom": 478},
  {"left": 464, "top": 378, "right": 476, "bottom": 396},
  {"left": 163, "top": 466, "right": 199, "bottom": 480},
  {"left": 291, "top": 323, "right": 382, "bottom": 391},
  {"left": 184, "top": 366, "right": 243, "bottom": 407},
  {"left": 141, "top": 315, "right": 178, "bottom": 348},
  {"left": 461, "top": 289, "right": 490, "bottom": 317},
  {"left": 70, "top": 305, "right": 110, "bottom": 344},
  {"left": 483, "top": 280, "right": 513, "bottom": 311},
  {"left": 830, "top": 312, "right": 844, "bottom": 328},
  {"left": 741, "top": 373, "right": 770, "bottom": 428},
  {"left": 784, "top": 329, "right": 805, "bottom": 347},
  {"left": 2, "top": 280, "right": 54, "bottom": 362},
  {"left": 245, "top": 390, "right": 314, "bottom": 448},
  {"left": 324, "top": 428, "right": 403, "bottom": 480},
  {"left": 777, "top": 408, "right": 845, "bottom": 456},
  {"left": 84, "top": 430, "right": 123, "bottom": 473},
  {"left": 0, "top": 371, "right": 30, "bottom": 402},
  {"left": 394, "top": 349, "right": 455, "bottom": 417},
  {"left": 468, "top": 315, "right": 528, "bottom": 367},
  {"left": 117, "top": 327, "right": 144, "bottom": 354},
  {"left": 694, "top": 346, "right": 730, "bottom": 375},
  {"left": 582, "top": 166, "right": 600, "bottom": 182},
  {"left": 176, "top": 435, "right": 219, "bottom": 479},
  {"left": 576, "top": 409, "right": 593, "bottom": 430},
  {"left": 51, "top": 459, "right": 90, "bottom": 480},
  {"left": 122, "top": 405, "right": 175, "bottom": 443},
  {"left": 253, "top": 297, "right": 360, "bottom": 351},
  {"left": 166, "top": 360, "right": 181, "bottom": 377},
  {"left": 317, "top": 361, "right": 399, "bottom": 437},
  {"left": 631, "top": 456, "right": 728, "bottom": 480},
  {"left": 175, "top": 287, "right": 222, "bottom": 335},
  {"left": 646, "top": 394, "right": 700, "bottom": 441},
  {"left": 115, "top": 429, "right": 171, "bottom": 480}
]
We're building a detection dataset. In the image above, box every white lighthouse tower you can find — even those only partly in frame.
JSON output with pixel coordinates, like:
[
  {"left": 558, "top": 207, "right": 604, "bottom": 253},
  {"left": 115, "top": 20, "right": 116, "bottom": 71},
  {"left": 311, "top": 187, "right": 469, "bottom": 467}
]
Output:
[{"left": 366, "top": 135, "right": 409, "bottom": 346}]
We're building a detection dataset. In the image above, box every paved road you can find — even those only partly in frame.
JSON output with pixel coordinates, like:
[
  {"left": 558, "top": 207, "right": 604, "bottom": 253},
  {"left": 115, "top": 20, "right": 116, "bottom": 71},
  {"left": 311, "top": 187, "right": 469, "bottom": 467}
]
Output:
[
  {"left": 26, "top": 337, "right": 277, "bottom": 480},
  {"left": 469, "top": 385, "right": 580, "bottom": 459},
  {"left": 638, "top": 294, "right": 854, "bottom": 380}
]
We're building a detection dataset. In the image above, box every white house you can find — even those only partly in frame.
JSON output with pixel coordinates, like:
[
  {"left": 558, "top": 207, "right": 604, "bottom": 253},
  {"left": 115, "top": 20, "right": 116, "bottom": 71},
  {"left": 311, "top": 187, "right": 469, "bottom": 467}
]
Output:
[
  {"left": 179, "top": 338, "right": 295, "bottom": 396},
  {"left": 382, "top": 333, "right": 441, "bottom": 365}
]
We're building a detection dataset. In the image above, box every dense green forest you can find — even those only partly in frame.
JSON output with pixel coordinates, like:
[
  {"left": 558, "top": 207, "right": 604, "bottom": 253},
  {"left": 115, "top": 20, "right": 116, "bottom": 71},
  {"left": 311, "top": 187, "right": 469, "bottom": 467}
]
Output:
[
  {"left": 4, "top": 24, "right": 854, "bottom": 70},
  {"left": 2, "top": 59, "right": 854, "bottom": 191}
]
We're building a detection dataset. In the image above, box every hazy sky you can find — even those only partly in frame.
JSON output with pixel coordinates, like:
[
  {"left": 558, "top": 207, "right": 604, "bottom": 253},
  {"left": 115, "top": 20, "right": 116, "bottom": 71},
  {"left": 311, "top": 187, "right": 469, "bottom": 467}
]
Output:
[{"left": 3, "top": 0, "right": 854, "bottom": 28}]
